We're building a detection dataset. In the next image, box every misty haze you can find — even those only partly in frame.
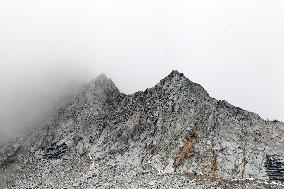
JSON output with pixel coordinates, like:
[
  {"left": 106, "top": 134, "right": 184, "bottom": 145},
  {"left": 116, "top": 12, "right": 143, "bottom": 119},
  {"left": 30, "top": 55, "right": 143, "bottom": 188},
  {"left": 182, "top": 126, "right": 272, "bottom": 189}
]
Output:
[{"left": 0, "top": 1, "right": 283, "bottom": 188}]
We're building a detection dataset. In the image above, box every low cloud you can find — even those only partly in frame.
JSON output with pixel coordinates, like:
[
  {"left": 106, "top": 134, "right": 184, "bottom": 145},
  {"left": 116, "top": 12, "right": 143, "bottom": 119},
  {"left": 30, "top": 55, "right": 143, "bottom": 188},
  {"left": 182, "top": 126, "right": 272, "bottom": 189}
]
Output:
[{"left": 0, "top": 0, "right": 283, "bottom": 139}]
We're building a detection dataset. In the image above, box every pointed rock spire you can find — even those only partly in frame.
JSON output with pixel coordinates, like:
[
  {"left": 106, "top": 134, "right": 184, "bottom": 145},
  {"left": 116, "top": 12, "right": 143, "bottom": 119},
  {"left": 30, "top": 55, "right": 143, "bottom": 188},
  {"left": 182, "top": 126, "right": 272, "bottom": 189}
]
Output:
[
  {"left": 158, "top": 70, "right": 209, "bottom": 97},
  {"left": 89, "top": 73, "right": 119, "bottom": 95}
]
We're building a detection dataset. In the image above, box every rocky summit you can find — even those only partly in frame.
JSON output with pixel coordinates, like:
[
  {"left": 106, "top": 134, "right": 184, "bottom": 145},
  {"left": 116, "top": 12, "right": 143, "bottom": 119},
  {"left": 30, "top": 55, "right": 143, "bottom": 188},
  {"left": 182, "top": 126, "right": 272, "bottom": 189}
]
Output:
[{"left": 0, "top": 71, "right": 283, "bottom": 189}]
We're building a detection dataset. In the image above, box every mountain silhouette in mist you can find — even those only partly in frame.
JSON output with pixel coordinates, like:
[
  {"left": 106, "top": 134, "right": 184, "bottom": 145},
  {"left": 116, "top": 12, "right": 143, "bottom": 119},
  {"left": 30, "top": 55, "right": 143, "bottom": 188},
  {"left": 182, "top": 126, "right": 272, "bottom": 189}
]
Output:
[{"left": 0, "top": 71, "right": 283, "bottom": 188}]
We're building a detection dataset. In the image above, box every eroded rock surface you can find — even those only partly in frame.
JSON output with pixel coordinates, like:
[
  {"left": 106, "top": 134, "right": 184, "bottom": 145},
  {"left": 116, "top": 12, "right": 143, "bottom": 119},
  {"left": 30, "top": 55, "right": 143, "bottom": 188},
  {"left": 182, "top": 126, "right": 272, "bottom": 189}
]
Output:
[{"left": 0, "top": 71, "right": 283, "bottom": 188}]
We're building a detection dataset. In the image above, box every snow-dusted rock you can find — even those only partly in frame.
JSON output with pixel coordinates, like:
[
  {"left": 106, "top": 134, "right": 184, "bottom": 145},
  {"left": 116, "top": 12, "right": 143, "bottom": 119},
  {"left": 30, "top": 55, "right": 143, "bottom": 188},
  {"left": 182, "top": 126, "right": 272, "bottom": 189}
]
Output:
[{"left": 0, "top": 71, "right": 283, "bottom": 188}]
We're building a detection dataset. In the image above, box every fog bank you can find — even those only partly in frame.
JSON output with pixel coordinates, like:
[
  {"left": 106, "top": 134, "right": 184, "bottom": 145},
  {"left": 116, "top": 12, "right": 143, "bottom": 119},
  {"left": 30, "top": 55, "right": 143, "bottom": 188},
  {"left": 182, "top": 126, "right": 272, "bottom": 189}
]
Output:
[{"left": 1, "top": 0, "right": 284, "bottom": 137}]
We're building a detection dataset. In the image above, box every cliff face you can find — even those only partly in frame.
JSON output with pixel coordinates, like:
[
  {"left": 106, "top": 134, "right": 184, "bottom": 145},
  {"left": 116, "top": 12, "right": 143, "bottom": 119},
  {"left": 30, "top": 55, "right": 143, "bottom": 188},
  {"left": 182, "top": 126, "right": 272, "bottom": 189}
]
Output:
[{"left": 0, "top": 71, "right": 283, "bottom": 189}]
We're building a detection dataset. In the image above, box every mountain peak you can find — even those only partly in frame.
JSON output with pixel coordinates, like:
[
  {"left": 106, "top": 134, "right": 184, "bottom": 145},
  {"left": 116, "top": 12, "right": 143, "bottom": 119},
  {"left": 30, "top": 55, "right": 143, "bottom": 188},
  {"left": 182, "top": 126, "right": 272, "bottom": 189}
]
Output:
[
  {"left": 89, "top": 73, "right": 119, "bottom": 92},
  {"left": 83, "top": 73, "right": 120, "bottom": 105},
  {"left": 162, "top": 70, "right": 185, "bottom": 82},
  {"left": 157, "top": 70, "right": 209, "bottom": 97},
  {"left": 168, "top": 70, "right": 184, "bottom": 77},
  {"left": 94, "top": 73, "right": 109, "bottom": 82}
]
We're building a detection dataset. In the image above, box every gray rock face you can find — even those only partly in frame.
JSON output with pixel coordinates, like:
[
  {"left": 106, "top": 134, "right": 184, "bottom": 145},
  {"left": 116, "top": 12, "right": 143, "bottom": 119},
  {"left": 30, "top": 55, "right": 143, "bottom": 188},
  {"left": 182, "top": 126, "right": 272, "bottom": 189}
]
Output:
[{"left": 0, "top": 70, "right": 283, "bottom": 189}]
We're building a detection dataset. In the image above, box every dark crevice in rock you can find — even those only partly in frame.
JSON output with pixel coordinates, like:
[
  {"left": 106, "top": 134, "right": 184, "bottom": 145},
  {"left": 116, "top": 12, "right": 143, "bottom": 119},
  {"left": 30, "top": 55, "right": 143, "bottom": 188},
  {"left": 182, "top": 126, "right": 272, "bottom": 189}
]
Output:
[
  {"left": 265, "top": 154, "right": 284, "bottom": 182},
  {"left": 42, "top": 143, "right": 69, "bottom": 160}
]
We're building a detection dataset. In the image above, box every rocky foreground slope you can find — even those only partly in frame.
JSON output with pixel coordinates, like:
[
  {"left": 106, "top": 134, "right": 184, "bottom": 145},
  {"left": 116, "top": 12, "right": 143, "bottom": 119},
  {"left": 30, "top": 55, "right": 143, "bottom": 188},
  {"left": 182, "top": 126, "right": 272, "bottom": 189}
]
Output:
[{"left": 0, "top": 71, "right": 283, "bottom": 189}]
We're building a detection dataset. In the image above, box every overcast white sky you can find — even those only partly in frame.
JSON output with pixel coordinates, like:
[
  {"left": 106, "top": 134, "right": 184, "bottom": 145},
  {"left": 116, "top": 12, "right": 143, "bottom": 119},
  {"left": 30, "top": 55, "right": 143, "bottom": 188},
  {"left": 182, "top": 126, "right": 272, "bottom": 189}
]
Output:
[{"left": 0, "top": 0, "right": 284, "bottom": 135}]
